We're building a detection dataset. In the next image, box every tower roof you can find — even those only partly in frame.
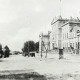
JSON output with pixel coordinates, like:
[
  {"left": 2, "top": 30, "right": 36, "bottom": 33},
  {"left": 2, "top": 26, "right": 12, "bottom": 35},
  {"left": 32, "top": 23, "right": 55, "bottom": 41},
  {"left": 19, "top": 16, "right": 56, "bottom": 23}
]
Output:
[{"left": 51, "top": 16, "right": 69, "bottom": 25}]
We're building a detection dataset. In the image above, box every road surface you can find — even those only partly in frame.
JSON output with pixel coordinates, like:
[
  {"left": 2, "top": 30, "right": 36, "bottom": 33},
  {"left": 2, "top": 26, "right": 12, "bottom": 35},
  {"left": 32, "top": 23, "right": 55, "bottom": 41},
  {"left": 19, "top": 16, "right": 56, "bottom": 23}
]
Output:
[{"left": 0, "top": 54, "right": 80, "bottom": 80}]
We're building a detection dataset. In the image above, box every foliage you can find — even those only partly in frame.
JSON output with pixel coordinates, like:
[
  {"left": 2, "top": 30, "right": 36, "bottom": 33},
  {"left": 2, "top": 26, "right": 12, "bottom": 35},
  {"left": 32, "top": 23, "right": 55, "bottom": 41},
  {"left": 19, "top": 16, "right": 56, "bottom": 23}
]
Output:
[
  {"left": 0, "top": 44, "right": 2, "bottom": 50},
  {"left": 22, "top": 41, "right": 35, "bottom": 53},
  {"left": 22, "top": 41, "right": 39, "bottom": 53},
  {"left": 0, "top": 44, "right": 3, "bottom": 58},
  {"left": 35, "top": 42, "right": 39, "bottom": 53},
  {"left": 4, "top": 45, "right": 10, "bottom": 58}
]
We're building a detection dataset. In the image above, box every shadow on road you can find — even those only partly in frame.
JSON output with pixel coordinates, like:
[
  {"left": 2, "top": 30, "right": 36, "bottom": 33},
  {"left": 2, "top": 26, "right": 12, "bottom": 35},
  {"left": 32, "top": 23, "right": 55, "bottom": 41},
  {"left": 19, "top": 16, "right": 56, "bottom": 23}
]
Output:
[
  {"left": 0, "top": 70, "right": 80, "bottom": 80},
  {"left": 0, "top": 71, "right": 47, "bottom": 80},
  {"left": 0, "top": 60, "right": 3, "bottom": 62}
]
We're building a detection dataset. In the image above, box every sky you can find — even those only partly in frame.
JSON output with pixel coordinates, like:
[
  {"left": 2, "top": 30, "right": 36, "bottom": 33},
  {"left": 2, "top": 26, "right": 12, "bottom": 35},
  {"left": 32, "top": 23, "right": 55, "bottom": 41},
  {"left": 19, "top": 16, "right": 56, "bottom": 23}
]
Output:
[{"left": 0, "top": 0, "right": 80, "bottom": 51}]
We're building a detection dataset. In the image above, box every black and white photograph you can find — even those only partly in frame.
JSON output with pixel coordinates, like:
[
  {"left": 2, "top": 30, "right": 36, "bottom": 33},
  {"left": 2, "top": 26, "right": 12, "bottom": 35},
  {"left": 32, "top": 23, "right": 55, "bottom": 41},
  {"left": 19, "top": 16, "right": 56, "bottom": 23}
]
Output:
[{"left": 0, "top": 0, "right": 80, "bottom": 80}]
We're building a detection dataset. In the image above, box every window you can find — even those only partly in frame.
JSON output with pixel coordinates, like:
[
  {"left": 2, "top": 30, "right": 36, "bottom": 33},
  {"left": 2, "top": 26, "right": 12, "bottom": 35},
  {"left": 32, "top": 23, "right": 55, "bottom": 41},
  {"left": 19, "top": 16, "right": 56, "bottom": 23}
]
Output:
[
  {"left": 67, "top": 33, "right": 68, "bottom": 39},
  {"left": 53, "top": 37, "right": 54, "bottom": 40},
  {"left": 67, "top": 43, "right": 68, "bottom": 47},
  {"left": 76, "top": 42, "right": 77, "bottom": 48},
  {"left": 65, "top": 34, "right": 66, "bottom": 39},
  {"left": 70, "top": 43, "right": 72, "bottom": 47},
  {"left": 53, "top": 43, "right": 54, "bottom": 49},
  {"left": 73, "top": 43, "right": 74, "bottom": 48}
]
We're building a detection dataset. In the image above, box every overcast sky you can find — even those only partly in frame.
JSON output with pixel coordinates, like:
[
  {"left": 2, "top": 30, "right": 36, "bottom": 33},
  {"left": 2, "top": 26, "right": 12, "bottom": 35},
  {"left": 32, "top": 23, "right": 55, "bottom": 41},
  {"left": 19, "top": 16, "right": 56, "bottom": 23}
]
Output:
[{"left": 0, "top": 0, "right": 80, "bottom": 51}]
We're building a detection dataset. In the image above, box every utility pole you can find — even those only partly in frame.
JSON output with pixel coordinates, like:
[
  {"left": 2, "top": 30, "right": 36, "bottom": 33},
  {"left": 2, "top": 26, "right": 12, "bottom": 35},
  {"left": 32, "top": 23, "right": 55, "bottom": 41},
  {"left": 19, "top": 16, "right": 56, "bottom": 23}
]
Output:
[{"left": 59, "top": 0, "right": 62, "bottom": 16}]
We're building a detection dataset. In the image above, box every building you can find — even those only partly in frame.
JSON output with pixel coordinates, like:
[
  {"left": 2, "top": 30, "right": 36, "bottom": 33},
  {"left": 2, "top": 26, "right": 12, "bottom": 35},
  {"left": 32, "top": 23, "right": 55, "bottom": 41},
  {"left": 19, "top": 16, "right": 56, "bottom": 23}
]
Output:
[
  {"left": 39, "top": 16, "right": 80, "bottom": 54},
  {"left": 61, "top": 18, "right": 80, "bottom": 53},
  {"left": 50, "top": 16, "right": 80, "bottom": 54},
  {"left": 39, "top": 31, "right": 51, "bottom": 53},
  {"left": 51, "top": 16, "right": 69, "bottom": 50}
]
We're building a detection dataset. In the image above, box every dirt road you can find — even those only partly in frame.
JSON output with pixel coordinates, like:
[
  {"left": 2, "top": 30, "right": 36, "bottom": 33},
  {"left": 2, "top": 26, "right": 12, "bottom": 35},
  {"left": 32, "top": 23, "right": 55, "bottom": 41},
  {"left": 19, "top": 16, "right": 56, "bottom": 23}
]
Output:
[{"left": 0, "top": 54, "right": 80, "bottom": 80}]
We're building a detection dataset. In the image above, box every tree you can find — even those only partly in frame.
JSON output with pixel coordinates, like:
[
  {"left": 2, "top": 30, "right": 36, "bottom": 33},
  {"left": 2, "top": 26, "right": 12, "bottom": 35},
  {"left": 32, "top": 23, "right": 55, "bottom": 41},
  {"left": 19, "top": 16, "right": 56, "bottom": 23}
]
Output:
[
  {"left": 35, "top": 42, "right": 39, "bottom": 53},
  {"left": 22, "top": 41, "right": 35, "bottom": 56},
  {"left": 4, "top": 45, "right": 10, "bottom": 58},
  {"left": 28, "top": 41, "right": 35, "bottom": 52},
  {"left": 0, "top": 44, "right": 3, "bottom": 58}
]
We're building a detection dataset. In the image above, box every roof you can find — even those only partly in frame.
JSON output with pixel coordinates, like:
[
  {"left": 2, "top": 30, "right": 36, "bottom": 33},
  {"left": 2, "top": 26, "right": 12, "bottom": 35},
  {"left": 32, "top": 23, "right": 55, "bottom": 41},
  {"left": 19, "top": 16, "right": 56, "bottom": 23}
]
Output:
[
  {"left": 39, "top": 31, "right": 51, "bottom": 37},
  {"left": 61, "top": 21, "right": 80, "bottom": 27},
  {"left": 51, "top": 16, "right": 69, "bottom": 25}
]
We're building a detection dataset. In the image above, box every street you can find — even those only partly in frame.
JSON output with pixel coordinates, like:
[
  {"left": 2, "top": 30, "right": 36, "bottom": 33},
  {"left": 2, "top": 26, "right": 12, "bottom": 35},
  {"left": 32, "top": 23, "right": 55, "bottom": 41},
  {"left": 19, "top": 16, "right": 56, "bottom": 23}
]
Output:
[{"left": 0, "top": 54, "right": 80, "bottom": 80}]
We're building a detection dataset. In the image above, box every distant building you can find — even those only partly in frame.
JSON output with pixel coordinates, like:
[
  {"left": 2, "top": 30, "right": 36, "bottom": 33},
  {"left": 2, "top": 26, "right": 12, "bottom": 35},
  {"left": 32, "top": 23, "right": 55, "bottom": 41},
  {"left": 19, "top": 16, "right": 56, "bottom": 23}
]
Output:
[{"left": 39, "top": 31, "right": 51, "bottom": 53}]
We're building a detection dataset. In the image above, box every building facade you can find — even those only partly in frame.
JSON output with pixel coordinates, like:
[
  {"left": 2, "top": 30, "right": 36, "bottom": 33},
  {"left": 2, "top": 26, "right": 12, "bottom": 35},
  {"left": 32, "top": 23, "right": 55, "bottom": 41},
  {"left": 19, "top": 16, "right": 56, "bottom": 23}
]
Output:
[
  {"left": 50, "top": 16, "right": 80, "bottom": 53},
  {"left": 62, "top": 19, "right": 80, "bottom": 52},
  {"left": 51, "top": 16, "right": 69, "bottom": 50},
  {"left": 39, "top": 32, "right": 51, "bottom": 53},
  {"left": 39, "top": 16, "right": 80, "bottom": 54}
]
